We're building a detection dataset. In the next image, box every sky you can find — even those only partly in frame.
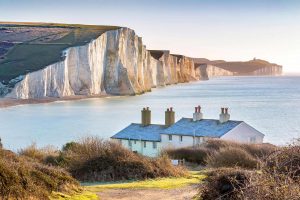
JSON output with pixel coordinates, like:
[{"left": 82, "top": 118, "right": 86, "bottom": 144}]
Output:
[{"left": 0, "top": 0, "right": 300, "bottom": 72}]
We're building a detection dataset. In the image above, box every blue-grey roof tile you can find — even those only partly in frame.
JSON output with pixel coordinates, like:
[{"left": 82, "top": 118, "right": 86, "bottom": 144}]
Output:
[
  {"left": 162, "top": 118, "right": 243, "bottom": 138},
  {"left": 111, "top": 123, "right": 164, "bottom": 142}
]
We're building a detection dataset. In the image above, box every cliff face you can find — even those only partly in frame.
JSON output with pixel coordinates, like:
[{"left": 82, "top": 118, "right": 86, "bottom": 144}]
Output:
[
  {"left": 195, "top": 64, "right": 233, "bottom": 80},
  {"left": 251, "top": 66, "right": 282, "bottom": 76},
  {"left": 7, "top": 28, "right": 196, "bottom": 99},
  {"left": 193, "top": 58, "right": 283, "bottom": 77}
]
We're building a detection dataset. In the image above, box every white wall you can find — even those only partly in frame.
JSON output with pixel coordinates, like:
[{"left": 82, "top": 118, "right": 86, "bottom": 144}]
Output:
[
  {"left": 112, "top": 139, "right": 161, "bottom": 157},
  {"left": 221, "top": 122, "right": 264, "bottom": 144},
  {"left": 160, "top": 134, "right": 206, "bottom": 149}
]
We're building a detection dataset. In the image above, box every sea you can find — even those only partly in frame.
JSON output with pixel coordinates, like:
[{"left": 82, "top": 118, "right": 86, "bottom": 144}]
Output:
[{"left": 1, "top": 75, "right": 300, "bottom": 150}]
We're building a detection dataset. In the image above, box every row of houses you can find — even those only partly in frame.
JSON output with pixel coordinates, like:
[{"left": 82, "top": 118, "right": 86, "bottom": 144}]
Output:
[{"left": 111, "top": 106, "right": 264, "bottom": 157}]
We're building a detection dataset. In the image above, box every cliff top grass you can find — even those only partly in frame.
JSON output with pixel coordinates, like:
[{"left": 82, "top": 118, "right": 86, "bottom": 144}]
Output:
[
  {"left": 0, "top": 22, "right": 120, "bottom": 83},
  {"left": 194, "top": 57, "right": 282, "bottom": 74},
  {"left": 213, "top": 59, "right": 282, "bottom": 73}
]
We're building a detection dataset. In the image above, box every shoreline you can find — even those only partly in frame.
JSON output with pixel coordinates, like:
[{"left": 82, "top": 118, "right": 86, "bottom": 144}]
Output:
[
  {"left": 0, "top": 75, "right": 288, "bottom": 109},
  {"left": 0, "top": 94, "right": 111, "bottom": 108}
]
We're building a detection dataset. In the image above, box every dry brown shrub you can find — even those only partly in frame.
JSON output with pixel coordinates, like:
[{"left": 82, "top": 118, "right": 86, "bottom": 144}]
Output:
[
  {"left": 263, "top": 145, "right": 300, "bottom": 180},
  {"left": 200, "top": 168, "right": 300, "bottom": 200},
  {"left": 0, "top": 148, "right": 79, "bottom": 199},
  {"left": 164, "top": 147, "right": 211, "bottom": 165},
  {"left": 19, "top": 143, "right": 59, "bottom": 163},
  {"left": 207, "top": 147, "right": 258, "bottom": 169},
  {"left": 200, "top": 143, "right": 300, "bottom": 200},
  {"left": 200, "top": 168, "right": 252, "bottom": 200},
  {"left": 63, "top": 136, "right": 187, "bottom": 182},
  {"left": 165, "top": 139, "right": 277, "bottom": 169}
]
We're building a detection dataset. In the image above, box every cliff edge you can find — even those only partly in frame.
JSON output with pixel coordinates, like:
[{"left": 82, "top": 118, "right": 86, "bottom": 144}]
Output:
[{"left": 0, "top": 22, "right": 282, "bottom": 99}]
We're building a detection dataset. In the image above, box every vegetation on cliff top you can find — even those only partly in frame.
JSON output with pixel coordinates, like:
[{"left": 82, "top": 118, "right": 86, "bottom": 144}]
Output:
[
  {"left": 194, "top": 58, "right": 282, "bottom": 74},
  {"left": 0, "top": 22, "right": 119, "bottom": 83}
]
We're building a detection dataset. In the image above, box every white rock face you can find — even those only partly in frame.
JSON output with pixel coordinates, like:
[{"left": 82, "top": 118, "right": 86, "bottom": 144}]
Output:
[
  {"left": 195, "top": 64, "right": 233, "bottom": 80},
  {"left": 7, "top": 28, "right": 198, "bottom": 99}
]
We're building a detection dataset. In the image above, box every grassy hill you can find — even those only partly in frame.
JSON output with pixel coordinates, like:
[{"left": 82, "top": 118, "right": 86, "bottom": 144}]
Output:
[
  {"left": 212, "top": 59, "right": 282, "bottom": 74},
  {"left": 0, "top": 22, "right": 120, "bottom": 83},
  {"left": 194, "top": 58, "right": 282, "bottom": 74}
]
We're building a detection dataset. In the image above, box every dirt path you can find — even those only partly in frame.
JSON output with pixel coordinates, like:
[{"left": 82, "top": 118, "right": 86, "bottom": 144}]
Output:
[{"left": 97, "top": 185, "right": 199, "bottom": 200}]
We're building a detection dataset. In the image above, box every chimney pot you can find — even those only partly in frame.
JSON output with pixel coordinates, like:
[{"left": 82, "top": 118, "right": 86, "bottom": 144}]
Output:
[
  {"left": 219, "top": 107, "right": 230, "bottom": 123},
  {"left": 165, "top": 107, "right": 175, "bottom": 127},
  {"left": 221, "top": 107, "right": 225, "bottom": 114},
  {"left": 195, "top": 107, "right": 198, "bottom": 113},
  {"left": 142, "top": 107, "right": 151, "bottom": 126}
]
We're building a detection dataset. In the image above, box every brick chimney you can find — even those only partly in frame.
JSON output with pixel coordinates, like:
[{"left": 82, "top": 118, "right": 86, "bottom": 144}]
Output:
[
  {"left": 165, "top": 107, "right": 175, "bottom": 127},
  {"left": 141, "top": 107, "right": 151, "bottom": 126},
  {"left": 193, "top": 105, "right": 203, "bottom": 121},
  {"left": 219, "top": 107, "right": 230, "bottom": 123}
]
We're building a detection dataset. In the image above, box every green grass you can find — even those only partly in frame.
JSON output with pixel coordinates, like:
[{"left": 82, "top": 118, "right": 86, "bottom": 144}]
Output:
[
  {"left": 85, "top": 171, "right": 205, "bottom": 192},
  {"left": 50, "top": 191, "right": 98, "bottom": 200},
  {"left": 49, "top": 171, "right": 205, "bottom": 199},
  {"left": 0, "top": 44, "right": 68, "bottom": 81},
  {"left": 0, "top": 23, "right": 120, "bottom": 83}
]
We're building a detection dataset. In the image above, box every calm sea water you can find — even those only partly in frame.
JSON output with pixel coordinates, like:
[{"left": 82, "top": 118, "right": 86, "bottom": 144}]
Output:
[{"left": 1, "top": 75, "right": 300, "bottom": 150}]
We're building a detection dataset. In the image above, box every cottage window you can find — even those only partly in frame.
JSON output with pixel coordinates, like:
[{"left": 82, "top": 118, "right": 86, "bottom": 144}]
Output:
[
  {"left": 179, "top": 136, "right": 183, "bottom": 142},
  {"left": 144, "top": 141, "right": 147, "bottom": 148},
  {"left": 168, "top": 135, "right": 172, "bottom": 141},
  {"left": 134, "top": 140, "right": 136, "bottom": 144},
  {"left": 250, "top": 137, "right": 256, "bottom": 143},
  {"left": 153, "top": 142, "right": 157, "bottom": 149},
  {"left": 128, "top": 140, "right": 132, "bottom": 147}
]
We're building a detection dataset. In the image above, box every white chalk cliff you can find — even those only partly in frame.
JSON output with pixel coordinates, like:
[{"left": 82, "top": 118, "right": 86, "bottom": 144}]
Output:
[{"left": 7, "top": 28, "right": 197, "bottom": 99}]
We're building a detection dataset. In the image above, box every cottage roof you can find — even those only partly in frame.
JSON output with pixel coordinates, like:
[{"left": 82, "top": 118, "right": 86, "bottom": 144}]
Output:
[
  {"left": 111, "top": 123, "right": 164, "bottom": 142},
  {"left": 162, "top": 118, "right": 243, "bottom": 138}
]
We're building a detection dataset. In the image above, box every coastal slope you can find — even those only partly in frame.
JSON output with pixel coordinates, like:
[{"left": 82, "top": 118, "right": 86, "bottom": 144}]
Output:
[
  {"left": 0, "top": 23, "right": 282, "bottom": 99},
  {"left": 194, "top": 58, "right": 282, "bottom": 76}
]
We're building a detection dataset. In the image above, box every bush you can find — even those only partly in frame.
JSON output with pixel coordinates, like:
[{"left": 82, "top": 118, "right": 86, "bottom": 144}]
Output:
[
  {"left": 62, "top": 136, "right": 187, "bottom": 182},
  {"left": 19, "top": 143, "right": 59, "bottom": 163},
  {"left": 243, "top": 143, "right": 277, "bottom": 158},
  {"left": 200, "top": 168, "right": 300, "bottom": 200},
  {"left": 263, "top": 145, "right": 300, "bottom": 180},
  {"left": 207, "top": 147, "right": 258, "bottom": 169},
  {"left": 0, "top": 148, "right": 79, "bottom": 199},
  {"left": 204, "top": 139, "right": 277, "bottom": 159},
  {"left": 165, "top": 139, "right": 277, "bottom": 169},
  {"left": 200, "top": 143, "right": 300, "bottom": 200},
  {"left": 200, "top": 168, "right": 252, "bottom": 200},
  {"left": 164, "top": 147, "right": 211, "bottom": 165}
]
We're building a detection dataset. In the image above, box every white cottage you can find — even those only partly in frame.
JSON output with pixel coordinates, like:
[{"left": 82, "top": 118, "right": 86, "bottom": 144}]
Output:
[{"left": 111, "top": 106, "right": 265, "bottom": 157}]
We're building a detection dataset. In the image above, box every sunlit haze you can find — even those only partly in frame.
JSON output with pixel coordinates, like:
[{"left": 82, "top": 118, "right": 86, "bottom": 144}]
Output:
[{"left": 1, "top": 0, "right": 299, "bottom": 72}]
